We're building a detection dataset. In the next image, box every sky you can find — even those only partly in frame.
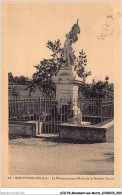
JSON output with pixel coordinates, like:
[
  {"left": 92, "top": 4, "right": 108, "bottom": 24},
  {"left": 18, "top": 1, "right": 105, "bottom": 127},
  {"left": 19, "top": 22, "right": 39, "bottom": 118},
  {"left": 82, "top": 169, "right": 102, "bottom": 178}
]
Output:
[{"left": 6, "top": 1, "right": 120, "bottom": 83}]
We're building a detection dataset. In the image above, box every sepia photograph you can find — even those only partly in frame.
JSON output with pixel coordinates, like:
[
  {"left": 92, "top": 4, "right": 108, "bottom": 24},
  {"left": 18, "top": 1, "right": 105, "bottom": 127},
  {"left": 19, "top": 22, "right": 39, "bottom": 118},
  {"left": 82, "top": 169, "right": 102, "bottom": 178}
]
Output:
[{"left": 1, "top": 1, "right": 121, "bottom": 188}]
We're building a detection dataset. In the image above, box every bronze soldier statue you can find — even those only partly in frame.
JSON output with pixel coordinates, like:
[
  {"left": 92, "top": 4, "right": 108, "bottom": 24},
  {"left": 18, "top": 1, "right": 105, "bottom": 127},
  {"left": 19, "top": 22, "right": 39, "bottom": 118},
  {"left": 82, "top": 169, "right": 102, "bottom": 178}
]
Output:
[{"left": 63, "top": 19, "right": 80, "bottom": 66}]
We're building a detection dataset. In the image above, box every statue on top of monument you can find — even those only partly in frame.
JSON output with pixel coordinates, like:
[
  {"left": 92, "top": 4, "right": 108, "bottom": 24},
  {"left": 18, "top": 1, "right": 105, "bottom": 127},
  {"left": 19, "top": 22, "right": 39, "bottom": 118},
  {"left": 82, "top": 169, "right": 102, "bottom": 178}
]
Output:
[{"left": 63, "top": 19, "right": 80, "bottom": 66}]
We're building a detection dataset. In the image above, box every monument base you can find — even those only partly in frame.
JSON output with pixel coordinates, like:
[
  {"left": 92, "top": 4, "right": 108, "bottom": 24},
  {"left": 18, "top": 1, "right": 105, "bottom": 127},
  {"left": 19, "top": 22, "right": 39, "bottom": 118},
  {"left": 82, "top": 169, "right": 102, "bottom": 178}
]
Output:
[
  {"left": 53, "top": 65, "right": 83, "bottom": 100},
  {"left": 59, "top": 123, "right": 106, "bottom": 143},
  {"left": 52, "top": 65, "right": 83, "bottom": 122}
]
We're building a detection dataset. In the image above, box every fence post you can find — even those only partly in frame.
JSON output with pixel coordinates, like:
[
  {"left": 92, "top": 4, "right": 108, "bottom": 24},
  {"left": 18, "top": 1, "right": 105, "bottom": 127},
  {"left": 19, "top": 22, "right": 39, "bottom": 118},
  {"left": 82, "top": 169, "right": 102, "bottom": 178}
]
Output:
[
  {"left": 38, "top": 97, "right": 41, "bottom": 135},
  {"left": 100, "top": 99, "right": 103, "bottom": 125}
]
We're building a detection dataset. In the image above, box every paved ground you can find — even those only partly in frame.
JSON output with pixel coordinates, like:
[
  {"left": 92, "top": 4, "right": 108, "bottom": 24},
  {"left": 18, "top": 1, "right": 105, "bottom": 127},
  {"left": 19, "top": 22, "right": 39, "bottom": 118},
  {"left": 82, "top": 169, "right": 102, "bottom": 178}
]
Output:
[{"left": 8, "top": 137, "right": 114, "bottom": 175}]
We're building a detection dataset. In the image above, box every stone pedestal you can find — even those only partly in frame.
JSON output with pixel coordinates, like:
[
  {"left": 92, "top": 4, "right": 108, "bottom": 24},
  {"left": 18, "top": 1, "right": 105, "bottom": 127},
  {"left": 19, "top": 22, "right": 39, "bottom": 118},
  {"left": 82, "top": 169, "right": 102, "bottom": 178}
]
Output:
[
  {"left": 52, "top": 65, "right": 83, "bottom": 122},
  {"left": 53, "top": 65, "right": 82, "bottom": 100}
]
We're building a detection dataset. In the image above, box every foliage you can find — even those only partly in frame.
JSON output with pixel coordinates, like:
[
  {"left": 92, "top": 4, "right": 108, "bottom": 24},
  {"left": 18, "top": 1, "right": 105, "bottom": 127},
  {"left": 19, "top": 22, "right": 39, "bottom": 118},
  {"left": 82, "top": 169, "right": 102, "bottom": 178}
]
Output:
[
  {"left": 27, "top": 40, "right": 64, "bottom": 97},
  {"left": 8, "top": 72, "right": 14, "bottom": 83},
  {"left": 79, "top": 76, "right": 114, "bottom": 99},
  {"left": 74, "top": 49, "right": 91, "bottom": 81},
  {"left": 8, "top": 72, "right": 29, "bottom": 85},
  {"left": 28, "top": 40, "right": 91, "bottom": 97}
]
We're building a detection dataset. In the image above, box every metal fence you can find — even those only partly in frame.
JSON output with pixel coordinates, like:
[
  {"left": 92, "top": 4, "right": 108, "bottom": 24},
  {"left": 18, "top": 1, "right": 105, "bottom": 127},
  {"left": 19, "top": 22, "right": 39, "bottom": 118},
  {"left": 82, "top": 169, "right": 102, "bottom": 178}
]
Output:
[
  {"left": 9, "top": 97, "right": 114, "bottom": 134},
  {"left": 78, "top": 97, "right": 114, "bottom": 126}
]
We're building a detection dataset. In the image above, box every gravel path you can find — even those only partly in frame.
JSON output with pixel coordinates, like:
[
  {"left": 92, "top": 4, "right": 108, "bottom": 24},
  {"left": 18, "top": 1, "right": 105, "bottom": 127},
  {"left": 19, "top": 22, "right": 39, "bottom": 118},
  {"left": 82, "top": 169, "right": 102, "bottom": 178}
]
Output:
[{"left": 8, "top": 137, "right": 114, "bottom": 175}]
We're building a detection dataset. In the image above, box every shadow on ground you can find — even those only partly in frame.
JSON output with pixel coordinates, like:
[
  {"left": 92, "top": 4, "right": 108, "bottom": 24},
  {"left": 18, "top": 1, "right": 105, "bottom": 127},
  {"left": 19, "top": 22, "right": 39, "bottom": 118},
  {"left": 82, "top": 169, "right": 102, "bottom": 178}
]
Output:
[{"left": 38, "top": 136, "right": 107, "bottom": 144}]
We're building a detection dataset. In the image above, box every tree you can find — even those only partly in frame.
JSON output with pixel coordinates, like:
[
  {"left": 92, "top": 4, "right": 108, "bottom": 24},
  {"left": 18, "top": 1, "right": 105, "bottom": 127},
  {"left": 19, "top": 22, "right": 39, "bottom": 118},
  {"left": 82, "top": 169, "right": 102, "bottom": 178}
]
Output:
[
  {"left": 28, "top": 40, "right": 91, "bottom": 97},
  {"left": 8, "top": 73, "right": 29, "bottom": 85},
  {"left": 8, "top": 72, "right": 14, "bottom": 83},
  {"left": 19, "top": 76, "right": 29, "bottom": 85},
  {"left": 74, "top": 49, "right": 91, "bottom": 82},
  {"left": 105, "top": 75, "right": 109, "bottom": 83},
  {"left": 79, "top": 76, "right": 114, "bottom": 99},
  {"left": 13, "top": 76, "right": 19, "bottom": 84}
]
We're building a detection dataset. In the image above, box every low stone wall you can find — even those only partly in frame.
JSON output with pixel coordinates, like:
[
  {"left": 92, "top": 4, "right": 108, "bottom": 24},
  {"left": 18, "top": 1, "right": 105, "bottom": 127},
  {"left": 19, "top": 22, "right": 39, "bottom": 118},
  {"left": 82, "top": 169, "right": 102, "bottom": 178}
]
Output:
[
  {"left": 59, "top": 124, "right": 106, "bottom": 143},
  {"left": 9, "top": 121, "right": 36, "bottom": 137},
  {"left": 59, "top": 121, "right": 114, "bottom": 143},
  {"left": 105, "top": 124, "right": 114, "bottom": 143}
]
